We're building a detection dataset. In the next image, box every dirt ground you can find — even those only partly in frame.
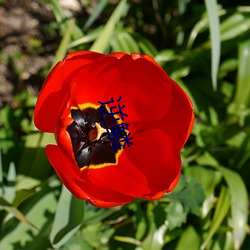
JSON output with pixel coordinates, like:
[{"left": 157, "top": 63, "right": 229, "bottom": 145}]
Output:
[{"left": 0, "top": 0, "right": 88, "bottom": 107}]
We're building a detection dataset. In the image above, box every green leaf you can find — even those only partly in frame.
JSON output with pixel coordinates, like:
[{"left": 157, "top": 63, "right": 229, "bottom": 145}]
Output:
[
  {"left": 233, "top": 131, "right": 250, "bottom": 169},
  {"left": 187, "top": 14, "right": 209, "bottom": 49},
  {"left": 165, "top": 201, "right": 187, "bottom": 230},
  {"left": 211, "top": 165, "right": 248, "bottom": 249},
  {"left": 135, "top": 207, "right": 147, "bottom": 240},
  {"left": 13, "top": 189, "right": 36, "bottom": 207},
  {"left": 0, "top": 185, "right": 57, "bottom": 250},
  {"left": 201, "top": 186, "right": 231, "bottom": 249},
  {"left": 68, "top": 27, "right": 102, "bottom": 49},
  {"left": 82, "top": 222, "right": 114, "bottom": 248},
  {"left": 111, "top": 30, "right": 140, "bottom": 53},
  {"left": 49, "top": 0, "right": 83, "bottom": 40},
  {"left": 234, "top": 40, "right": 250, "bottom": 108},
  {"left": 176, "top": 226, "right": 201, "bottom": 250},
  {"left": 83, "top": 0, "right": 109, "bottom": 31},
  {"left": 5, "top": 162, "right": 16, "bottom": 203},
  {"left": 114, "top": 31, "right": 140, "bottom": 53},
  {"left": 0, "top": 197, "right": 36, "bottom": 228},
  {"left": 184, "top": 166, "right": 221, "bottom": 197},
  {"left": 114, "top": 235, "right": 142, "bottom": 247},
  {"left": 51, "top": 18, "right": 75, "bottom": 69},
  {"left": 0, "top": 151, "right": 3, "bottom": 197},
  {"left": 169, "top": 178, "right": 205, "bottom": 216},
  {"left": 142, "top": 203, "right": 167, "bottom": 250},
  {"left": 184, "top": 166, "right": 222, "bottom": 217},
  {"left": 220, "top": 14, "right": 250, "bottom": 41},
  {"left": 90, "top": 0, "right": 129, "bottom": 53},
  {"left": 205, "top": 0, "right": 221, "bottom": 90},
  {"left": 49, "top": 0, "right": 66, "bottom": 23},
  {"left": 50, "top": 186, "right": 84, "bottom": 248},
  {"left": 155, "top": 50, "right": 175, "bottom": 65}
]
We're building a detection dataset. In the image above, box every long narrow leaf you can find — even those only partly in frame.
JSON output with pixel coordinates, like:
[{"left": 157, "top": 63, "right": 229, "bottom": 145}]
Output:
[
  {"left": 201, "top": 186, "right": 230, "bottom": 249},
  {"left": 5, "top": 162, "right": 16, "bottom": 203},
  {"left": 205, "top": 0, "right": 221, "bottom": 90},
  {"left": 83, "top": 0, "right": 109, "bottom": 31},
  {"left": 212, "top": 165, "right": 248, "bottom": 250},
  {"left": 0, "top": 197, "right": 36, "bottom": 228},
  {"left": 50, "top": 186, "right": 84, "bottom": 248},
  {"left": 51, "top": 18, "right": 75, "bottom": 69},
  {"left": 0, "top": 150, "right": 3, "bottom": 196},
  {"left": 234, "top": 40, "right": 250, "bottom": 107},
  {"left": 90, "top": 0, "right": 129, "bottom": 53}
]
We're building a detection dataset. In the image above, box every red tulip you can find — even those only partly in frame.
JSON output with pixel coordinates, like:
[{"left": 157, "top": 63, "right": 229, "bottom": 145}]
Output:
[{"left": 34, "top": 51, "right": 194, "bottom": 208}]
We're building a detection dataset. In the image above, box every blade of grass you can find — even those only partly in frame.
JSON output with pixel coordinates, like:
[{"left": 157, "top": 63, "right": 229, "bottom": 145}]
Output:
[
  {"left": 50, "top": 186, "right": 84, "bottom": 248},
  {"left": 201, "top": 186, "right": 230, "bottom": 249},
  {"left": 220, "top": 14, "right": 250, "bottom": 41},
  {"left": 5, "top": 162, "right": 16, "bottom": 203},
  {"left": 68, "top": 27, "right": 102, "bottom": 49},
  {"left": 114, "top": 236, "right": 142, "bottom": 246},
  {"left": 205, "top": 0, "right": 221, "bottom": 90},
  {"left": 234, "top": 40, "right": 250, "bottom": 108},
  {"left": 142, "top": 202, "right": 167, "bottom": 250},
  {"left": 83, "top": 0, "right": 109, "bottom": 31},
  {"left": 49, "top": 0, "right": 83, "bottom": 39},
  {"left": 0, "top": 150, "right": 3, "bottom": 196},
  {"left": 211, "top": 165, "right": 248, "bottom": 250},
  {"left": 90, "top": 0, "right": 129, "bottom": 53},
  {"left": 49, "top": 0, "right": 65, "bottom": 23},
  {"left": 51, "top": 18, "right": 75, "bottom": 69},
  {"left": 0, "top": 197, "right": 36, "bottom": 228}
]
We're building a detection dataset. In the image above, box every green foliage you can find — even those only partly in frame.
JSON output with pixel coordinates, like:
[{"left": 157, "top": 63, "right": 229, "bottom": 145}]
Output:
[{"left": 1, "top": 0, "right": 250, "bottom": 249}]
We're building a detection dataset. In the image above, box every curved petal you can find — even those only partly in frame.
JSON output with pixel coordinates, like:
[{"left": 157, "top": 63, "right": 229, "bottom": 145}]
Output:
[
  {"left": 126, "top": 129, "right": 182, "bottom": 197},
  {"left": 107, "top": 52, "right": 126, "bottom": 59},
  {"left": 161, "top": 78, "right": 194, "bottom": 150},
  {"left": 46, "top": 145, "right": 134, "bottom": 208},
  {"left": 86, "top": 129, "right": 181, "bottom": 199},
  {"left": 34, "top": 51, "right": 104, "bottom": 132},
  {"left": 137, "top": 53, "right": 194, "bottom": 149},
  {"left": 165, "top": 170, "right": 181, "bottom": 192},
  {"left": 85, "top": 151, "right": 152, "bottom": 199},
  {"left": 139, "top": 78, "right": 194, "bottom": 151},
  {"left": 70, "top": 54, "right": 172, "bottom": 123},
  {"left": 54, "top": 116, "right": 75, "bottom": 158}
]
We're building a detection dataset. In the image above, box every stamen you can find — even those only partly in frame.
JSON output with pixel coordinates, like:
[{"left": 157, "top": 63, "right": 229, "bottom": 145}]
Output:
[{"left": 89, "top": 123, "right": 110, "bottom": 142}]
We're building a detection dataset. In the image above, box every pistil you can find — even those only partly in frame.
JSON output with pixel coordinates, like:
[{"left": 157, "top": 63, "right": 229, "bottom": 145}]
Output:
[{"left": 88, "top": 123, "right": 109, "bottom": 142}]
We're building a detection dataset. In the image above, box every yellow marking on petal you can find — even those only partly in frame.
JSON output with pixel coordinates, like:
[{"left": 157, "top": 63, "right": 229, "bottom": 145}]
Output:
[
  {"left": 69, "top": 103, "right": 100, "bottom": 117},
  {"left": 80, "top": 147, "right": 123, "bottom": 170}
]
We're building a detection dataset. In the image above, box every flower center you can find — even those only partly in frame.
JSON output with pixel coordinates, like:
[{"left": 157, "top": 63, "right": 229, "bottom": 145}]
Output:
[
  {"left": 88, "top": 122, "right": 110, "bottom": 142},
  {"left": 66, "top": 105, "right": 121, "bottom": 169}
]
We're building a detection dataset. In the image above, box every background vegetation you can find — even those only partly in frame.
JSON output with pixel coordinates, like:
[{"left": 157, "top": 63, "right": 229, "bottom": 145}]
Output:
[{"left": 0, "top": 0, "right": 250, "bottom": 249}]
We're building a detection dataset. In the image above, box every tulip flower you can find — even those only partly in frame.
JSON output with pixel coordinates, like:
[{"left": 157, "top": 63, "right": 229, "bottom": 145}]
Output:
[{"left": 34, "top": 51, "right": 194, "bottom": 208}]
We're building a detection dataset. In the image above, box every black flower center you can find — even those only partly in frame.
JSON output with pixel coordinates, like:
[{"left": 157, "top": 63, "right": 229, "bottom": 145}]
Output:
[{"left": 66, "top": 106, "right": 121, "bottom": 169}]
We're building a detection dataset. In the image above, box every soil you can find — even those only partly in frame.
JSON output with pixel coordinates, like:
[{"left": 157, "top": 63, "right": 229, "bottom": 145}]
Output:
[{"left": 0, "top": 0, "right": 84, "bottom": 107}]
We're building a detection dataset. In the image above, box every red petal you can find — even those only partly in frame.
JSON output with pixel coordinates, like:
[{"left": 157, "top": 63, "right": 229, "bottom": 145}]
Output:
[
  {"left": 54, "top": 116, "right": 75, "bottom": 158},
  {"left": 107, "top": 52, "right": 126, "bottom": 59},
  {"left": 34, "top": 51, "right": 104, "bottom": 132},
  {"left": 134, "top": 53, "right": 194, "bottom": 149},
  {"left": 138, "top": 77, "right": 194, "bottom": 151},
  {"left": 46, "top": 144, "right": 134, "bottom": 208},
  {"left": 70, "top": 54, "right": 172, "bottom": 123},
  {"left": 126, "top": 129, "right": 182, "bottom": 197},
  {"left": 85, "top": 151, "right": 152, "bottom": 198},
  {"left": 86, "top": 129, "right": 181, "bottom": 199},
  {"left": 160, "top": 78, "right": 194, "bottom": 150}
]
